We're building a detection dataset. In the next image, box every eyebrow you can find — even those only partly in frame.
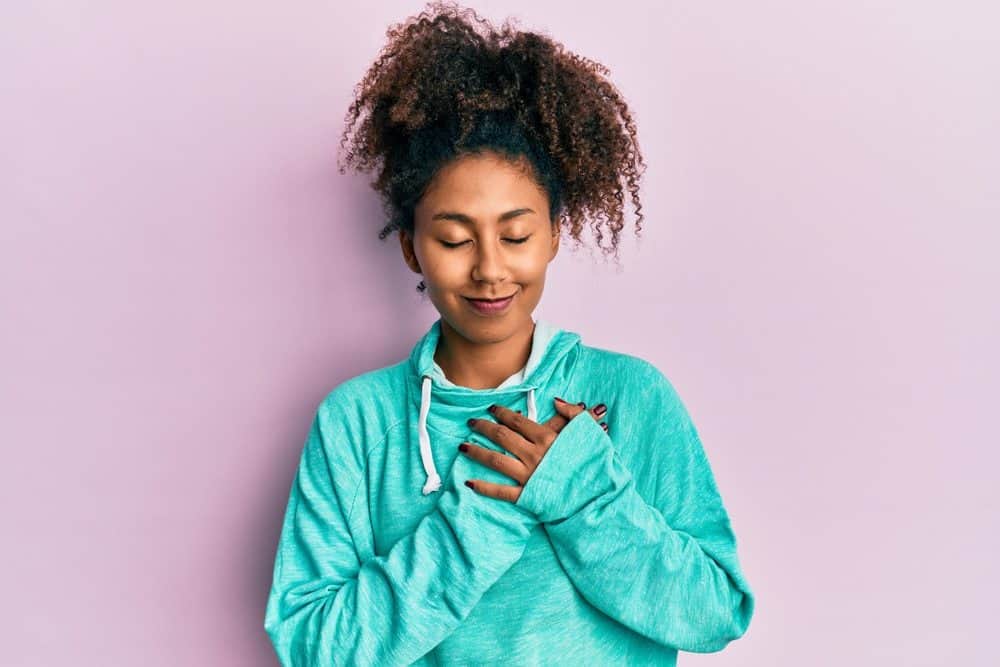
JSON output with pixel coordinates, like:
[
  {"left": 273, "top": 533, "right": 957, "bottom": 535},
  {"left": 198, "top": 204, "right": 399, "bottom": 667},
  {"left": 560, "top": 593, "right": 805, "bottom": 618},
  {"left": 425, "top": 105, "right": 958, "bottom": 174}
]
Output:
[{"left": 431, "top": 208, "right": 535, "bottom": 224}]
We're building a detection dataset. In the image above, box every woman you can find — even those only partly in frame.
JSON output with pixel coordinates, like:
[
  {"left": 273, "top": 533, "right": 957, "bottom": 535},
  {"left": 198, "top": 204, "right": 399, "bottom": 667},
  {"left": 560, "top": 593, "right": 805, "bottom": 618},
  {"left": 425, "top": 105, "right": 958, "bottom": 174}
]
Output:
[{"left": 264, "top": 2, "right": 755, "bottom": 664}]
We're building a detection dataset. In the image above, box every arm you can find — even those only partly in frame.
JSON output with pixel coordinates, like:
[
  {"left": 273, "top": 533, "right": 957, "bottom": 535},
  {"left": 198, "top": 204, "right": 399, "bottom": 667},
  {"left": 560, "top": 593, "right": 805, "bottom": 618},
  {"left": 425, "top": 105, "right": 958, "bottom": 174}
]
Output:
[
  {"left": 514, "top": 365, "right": 756, "bottom": 653},
  {"left": 265, "top": 395, "right": 538, "bottom": 666}
]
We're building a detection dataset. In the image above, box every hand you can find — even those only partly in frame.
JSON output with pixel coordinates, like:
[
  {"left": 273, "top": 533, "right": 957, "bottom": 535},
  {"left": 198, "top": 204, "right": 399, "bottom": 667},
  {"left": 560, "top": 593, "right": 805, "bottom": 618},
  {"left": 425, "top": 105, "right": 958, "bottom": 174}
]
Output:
[{"left": 459, "top": 397, "right": 609, "bottom": 504}]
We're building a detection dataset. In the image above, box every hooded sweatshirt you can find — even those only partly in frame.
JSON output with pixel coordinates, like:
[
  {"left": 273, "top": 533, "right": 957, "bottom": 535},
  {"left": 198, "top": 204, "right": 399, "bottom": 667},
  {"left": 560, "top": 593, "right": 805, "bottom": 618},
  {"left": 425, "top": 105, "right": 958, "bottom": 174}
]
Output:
[{"left": 264, "top": 317, "right": 755, "bottom": 666}]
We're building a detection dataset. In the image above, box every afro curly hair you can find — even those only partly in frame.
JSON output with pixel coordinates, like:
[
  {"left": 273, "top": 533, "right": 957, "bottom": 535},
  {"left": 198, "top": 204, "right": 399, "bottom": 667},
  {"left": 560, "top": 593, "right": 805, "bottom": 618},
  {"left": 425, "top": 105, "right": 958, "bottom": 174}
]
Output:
[{"left": 337, "top": 1, "right": 646, "bottom": 290}]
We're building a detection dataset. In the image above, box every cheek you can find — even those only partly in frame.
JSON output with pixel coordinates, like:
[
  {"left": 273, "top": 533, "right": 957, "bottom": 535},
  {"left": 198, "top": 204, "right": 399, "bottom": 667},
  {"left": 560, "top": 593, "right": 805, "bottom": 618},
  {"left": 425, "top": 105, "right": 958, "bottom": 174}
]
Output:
[
  {"left": 511, "top": 247, "right": 552, "bottom": 283},
  {"left": 418, "top": 244, "right": 466, "bottom": 286}
]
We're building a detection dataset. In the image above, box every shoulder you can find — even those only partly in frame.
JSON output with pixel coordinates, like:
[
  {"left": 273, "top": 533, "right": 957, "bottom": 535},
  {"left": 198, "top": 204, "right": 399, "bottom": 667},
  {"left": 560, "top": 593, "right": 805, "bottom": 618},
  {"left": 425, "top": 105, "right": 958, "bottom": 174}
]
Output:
[
  {"left": 576, "top": 342, "right": 674, "bottom": 391},
  {"left": 319, "top": 361, "right": 407, "bottom": 410},
  {"left": 309, "top": 360, "right": 409, "bottom": 467},
  {"left": 575, "top": 342, "right": 689, "bottom": 418}
]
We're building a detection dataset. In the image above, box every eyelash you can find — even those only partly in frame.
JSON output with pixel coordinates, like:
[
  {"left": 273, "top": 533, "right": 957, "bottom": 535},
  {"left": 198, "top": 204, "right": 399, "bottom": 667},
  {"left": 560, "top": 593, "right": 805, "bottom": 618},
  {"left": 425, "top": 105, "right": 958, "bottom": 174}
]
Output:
[{"left": 440, "top": 236, "right": 531, "bottom": 248}]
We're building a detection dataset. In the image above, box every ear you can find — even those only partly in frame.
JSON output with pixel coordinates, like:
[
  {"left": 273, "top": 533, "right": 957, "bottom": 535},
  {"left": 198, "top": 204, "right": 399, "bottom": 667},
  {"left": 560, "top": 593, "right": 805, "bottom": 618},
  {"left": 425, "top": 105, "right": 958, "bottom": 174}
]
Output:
[
  {"left": 549, "top": 220, "right": 560, "bottom": 260},
  {"left": 399, "top": 228, "right": 423, "bottom": 274}
]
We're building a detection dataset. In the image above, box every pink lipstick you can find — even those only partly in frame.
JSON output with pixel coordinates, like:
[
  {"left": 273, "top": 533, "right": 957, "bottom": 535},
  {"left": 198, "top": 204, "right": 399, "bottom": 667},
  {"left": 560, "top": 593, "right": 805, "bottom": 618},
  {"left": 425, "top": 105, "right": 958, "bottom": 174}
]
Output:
[{"left": 464, "top": 293, "right": 515, "bottom": 315}]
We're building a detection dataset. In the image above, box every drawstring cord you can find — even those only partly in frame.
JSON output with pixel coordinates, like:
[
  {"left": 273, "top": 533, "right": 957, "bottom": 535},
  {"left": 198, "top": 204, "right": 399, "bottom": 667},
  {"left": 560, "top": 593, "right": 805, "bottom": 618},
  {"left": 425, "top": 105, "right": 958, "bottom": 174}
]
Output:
[
  {"left": 417, "top": 374, "right": 537, "bottom": 495},
  {"left": 418, "top": 376, "right": 441, "bottom": 495}
]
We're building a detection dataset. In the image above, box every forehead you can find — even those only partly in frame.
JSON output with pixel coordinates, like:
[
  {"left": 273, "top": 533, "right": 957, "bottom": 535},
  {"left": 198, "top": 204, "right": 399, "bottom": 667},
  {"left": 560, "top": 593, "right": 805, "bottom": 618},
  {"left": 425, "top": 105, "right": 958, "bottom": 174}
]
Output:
[{"left": 419, "top": 153, "right": 547, "bottom": 212}]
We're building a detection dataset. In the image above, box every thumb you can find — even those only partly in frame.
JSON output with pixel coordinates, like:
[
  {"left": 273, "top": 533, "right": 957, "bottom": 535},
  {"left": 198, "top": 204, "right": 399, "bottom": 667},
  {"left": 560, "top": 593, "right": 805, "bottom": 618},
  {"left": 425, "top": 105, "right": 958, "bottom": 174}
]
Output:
[{"left": 553, "top": 396, "right": 585, "bottom": 420}]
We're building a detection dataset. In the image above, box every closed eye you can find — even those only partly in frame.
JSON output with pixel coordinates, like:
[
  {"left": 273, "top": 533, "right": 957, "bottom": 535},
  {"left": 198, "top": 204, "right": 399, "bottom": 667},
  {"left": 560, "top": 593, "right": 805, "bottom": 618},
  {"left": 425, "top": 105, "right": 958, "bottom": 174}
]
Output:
[{"left": 439, "top": 236, "right": 531, "bottom": 249}]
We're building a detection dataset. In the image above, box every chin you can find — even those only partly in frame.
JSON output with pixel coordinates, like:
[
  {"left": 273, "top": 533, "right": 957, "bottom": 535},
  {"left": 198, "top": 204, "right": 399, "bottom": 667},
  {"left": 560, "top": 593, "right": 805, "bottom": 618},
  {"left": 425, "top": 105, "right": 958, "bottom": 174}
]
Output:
[{"left": 443, "top": 303, "right": 531, "bottom": 343}]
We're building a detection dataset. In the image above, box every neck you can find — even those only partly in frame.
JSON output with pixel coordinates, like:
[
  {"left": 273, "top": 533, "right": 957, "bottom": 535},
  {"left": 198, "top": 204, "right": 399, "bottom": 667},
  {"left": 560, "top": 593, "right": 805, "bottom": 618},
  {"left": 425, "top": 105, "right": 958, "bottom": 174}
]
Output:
[{"left": 434, "top": 318, "right": 536, "bottom": 389}]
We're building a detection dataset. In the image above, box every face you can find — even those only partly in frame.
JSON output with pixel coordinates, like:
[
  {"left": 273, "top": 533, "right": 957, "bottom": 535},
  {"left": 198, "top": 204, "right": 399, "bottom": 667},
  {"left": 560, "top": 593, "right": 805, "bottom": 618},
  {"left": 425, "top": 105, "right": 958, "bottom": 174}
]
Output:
[{"left": 400, "top": 151, "right": 560, "bottom": 345}]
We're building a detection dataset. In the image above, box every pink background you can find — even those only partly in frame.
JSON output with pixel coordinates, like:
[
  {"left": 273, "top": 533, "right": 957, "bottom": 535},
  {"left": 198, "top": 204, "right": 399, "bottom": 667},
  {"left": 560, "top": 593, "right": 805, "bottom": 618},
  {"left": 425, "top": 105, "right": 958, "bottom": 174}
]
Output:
[{"left": 2, "top": 1, "right": 997, "bottom": 665}]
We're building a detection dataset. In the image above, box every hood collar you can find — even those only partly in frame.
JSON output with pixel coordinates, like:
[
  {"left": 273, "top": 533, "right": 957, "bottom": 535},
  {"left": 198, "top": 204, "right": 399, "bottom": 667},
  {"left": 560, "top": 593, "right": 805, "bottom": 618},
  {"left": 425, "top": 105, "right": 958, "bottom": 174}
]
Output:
[{"left": 408, "top": 317, "right": 581, "bottom": 494}]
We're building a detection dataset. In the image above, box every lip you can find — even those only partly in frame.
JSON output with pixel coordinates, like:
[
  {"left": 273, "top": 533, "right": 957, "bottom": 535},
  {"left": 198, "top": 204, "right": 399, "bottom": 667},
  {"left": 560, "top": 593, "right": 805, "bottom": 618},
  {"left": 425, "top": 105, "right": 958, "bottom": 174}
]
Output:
[{"left": 463, "top": 293, "right": 516, "bottom": 315}]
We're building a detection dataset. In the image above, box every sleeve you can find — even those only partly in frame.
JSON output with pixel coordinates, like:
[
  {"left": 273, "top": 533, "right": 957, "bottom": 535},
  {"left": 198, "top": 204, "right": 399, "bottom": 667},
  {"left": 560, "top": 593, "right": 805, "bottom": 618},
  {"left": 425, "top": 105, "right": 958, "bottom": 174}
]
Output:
[
  {"left": 264, "top": 395, "right": 539, "bottom": 666},
  {"left": 514, "top": 364, "right": 756, "bottom": 653}
]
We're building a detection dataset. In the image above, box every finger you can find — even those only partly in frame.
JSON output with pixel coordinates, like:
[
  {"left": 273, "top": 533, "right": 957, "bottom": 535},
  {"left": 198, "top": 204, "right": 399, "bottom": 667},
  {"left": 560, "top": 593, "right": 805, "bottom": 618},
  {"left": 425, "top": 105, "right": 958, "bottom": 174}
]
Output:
[
  {"left": 458, "top": 442, "right": 530, "bottom": 484},
  {"left": 544, "top": 408, "right": 582, "bottom": 431},
  {"left": 467, "top": 417, "right": 533, "bottom": 463},
  {"left": 487, "top": 404, "right": 555, "bottom": 449},
  {"left": 552, "top": 396, "right": 587, "bottom": 422},
  {"left": 543, "top": 411, "right": 570, "bottom": 432},
  {"left": 463, "top": 479, "right": 522, "bottom": 505},
  {"left": 547, "top": 398, "right": 608, "bottom": 432},
  {"left": 545, "top": 398, "right": 608, "bottom": 433}
]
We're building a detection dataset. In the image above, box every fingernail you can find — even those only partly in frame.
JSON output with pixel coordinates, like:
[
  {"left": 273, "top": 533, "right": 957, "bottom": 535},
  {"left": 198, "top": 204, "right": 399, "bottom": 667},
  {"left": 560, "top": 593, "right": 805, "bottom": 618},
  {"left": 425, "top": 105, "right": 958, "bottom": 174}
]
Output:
[
  {"left": 594, "top": 404, "right": 607, "bottom": 416},
  {"left": 600, "top": 422, "right": 608, "bottom": 430},
  {"left": 467, "top": 418, "right": 477, "bottom": 426},
  {"left": 487, "top": 404, "right": 497, "bottom": 414},
  {"left": 458, "top": 443, "right": 469, "bottom": 453},
  {"left": 464, "top": 480, "right": 475, "bottom": 490},
  {"left": 577, "top": 402, "right": 586, "bottom": 408}
]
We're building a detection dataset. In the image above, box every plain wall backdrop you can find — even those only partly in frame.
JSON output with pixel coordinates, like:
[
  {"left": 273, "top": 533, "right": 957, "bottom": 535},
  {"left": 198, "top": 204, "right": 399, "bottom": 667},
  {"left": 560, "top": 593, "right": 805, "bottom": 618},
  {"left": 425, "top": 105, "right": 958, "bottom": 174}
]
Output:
[{"left": 2, "top": 1, "right": 997, "bottom": 665}]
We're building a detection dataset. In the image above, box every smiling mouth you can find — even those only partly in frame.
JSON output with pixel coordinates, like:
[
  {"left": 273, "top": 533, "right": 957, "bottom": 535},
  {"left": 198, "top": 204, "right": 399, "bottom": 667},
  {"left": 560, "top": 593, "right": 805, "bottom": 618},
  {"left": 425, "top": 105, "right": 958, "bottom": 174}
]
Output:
[
  {"left": 462, "top": 292, "right": 517, "bottom": 315},
  {"left": 464, "top": 293, "right": 517, "bottom": 302}
]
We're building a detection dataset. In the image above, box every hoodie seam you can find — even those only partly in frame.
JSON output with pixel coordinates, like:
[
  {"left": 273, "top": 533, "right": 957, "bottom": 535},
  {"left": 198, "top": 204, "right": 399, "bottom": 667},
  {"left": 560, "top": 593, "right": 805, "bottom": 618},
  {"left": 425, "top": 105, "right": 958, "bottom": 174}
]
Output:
[{"left": 343, "top": 417, "right": 408, "bottom": 527}]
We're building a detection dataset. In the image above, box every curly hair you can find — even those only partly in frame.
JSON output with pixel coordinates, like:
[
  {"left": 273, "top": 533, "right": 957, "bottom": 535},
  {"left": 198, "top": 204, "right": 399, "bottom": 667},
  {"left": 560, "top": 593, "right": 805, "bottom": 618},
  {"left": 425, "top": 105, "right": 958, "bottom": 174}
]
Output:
[{"left": 337, "top": 1, "right": 646, "bottom": 290}]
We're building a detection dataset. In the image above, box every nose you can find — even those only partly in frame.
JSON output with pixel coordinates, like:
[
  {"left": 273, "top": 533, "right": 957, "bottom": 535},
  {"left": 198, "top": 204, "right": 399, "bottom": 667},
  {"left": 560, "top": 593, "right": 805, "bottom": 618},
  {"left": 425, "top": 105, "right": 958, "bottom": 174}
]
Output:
[{"left": 470, "top": 238, "right": 508, "bottom": 285}]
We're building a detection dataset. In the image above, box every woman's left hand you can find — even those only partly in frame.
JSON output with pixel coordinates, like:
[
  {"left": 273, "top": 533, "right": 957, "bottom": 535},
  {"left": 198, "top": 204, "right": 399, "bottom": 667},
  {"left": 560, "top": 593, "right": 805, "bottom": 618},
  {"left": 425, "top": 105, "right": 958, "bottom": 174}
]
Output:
[{"left": 459, "top": 397, "right": 608, "bottom": 504}]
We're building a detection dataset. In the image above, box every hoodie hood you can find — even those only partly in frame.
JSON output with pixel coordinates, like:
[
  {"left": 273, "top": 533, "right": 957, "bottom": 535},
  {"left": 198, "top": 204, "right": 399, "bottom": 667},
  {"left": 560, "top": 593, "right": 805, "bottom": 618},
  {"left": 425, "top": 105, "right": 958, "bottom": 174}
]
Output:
[{"left": 407, "top": 317, "right": 582, "bottom": 495}]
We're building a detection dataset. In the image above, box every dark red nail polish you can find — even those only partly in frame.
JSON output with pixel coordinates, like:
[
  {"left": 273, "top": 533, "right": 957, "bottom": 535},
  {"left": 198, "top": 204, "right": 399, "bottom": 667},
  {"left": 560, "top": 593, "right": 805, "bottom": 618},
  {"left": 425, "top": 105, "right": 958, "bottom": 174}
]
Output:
[
  {"left": 458, "top": 443, "right": 469, "bottom": 453},
  {"left": 600, "top": 422, "right": 607, "bottom": 429},
  {"left": 464, "top": 480, "right": 475, "bottom": 490},
  {"left": 467, "top": 418, "right": 477, "bottom": 427},
  {"left": 577, "top": 402, "right": 586, "bottom": 408},
  {"left": 594, "top": 404, "right": 607, "bottom": 416}
]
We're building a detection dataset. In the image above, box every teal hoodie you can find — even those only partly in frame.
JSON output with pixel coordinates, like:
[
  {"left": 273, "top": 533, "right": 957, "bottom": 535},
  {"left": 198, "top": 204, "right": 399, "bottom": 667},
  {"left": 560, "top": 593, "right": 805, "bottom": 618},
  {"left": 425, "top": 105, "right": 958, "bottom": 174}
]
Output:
[{"left": 264, "top": 317, "right": 755, "bottom": 665}]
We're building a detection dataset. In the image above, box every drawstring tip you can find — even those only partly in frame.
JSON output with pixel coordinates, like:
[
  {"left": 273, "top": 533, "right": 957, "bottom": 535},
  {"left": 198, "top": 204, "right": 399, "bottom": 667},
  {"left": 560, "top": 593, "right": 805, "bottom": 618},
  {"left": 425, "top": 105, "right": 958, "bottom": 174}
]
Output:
[{"left": 422, "top": 473, "right": 442, "bottom": 495}]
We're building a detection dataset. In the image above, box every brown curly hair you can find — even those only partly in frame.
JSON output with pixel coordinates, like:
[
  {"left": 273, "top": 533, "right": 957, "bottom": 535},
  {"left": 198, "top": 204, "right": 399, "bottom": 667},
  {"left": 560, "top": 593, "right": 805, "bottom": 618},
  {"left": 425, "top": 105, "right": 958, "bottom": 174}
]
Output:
[{"left": 337, "top": 1, "right": 646, "bottom": 290}]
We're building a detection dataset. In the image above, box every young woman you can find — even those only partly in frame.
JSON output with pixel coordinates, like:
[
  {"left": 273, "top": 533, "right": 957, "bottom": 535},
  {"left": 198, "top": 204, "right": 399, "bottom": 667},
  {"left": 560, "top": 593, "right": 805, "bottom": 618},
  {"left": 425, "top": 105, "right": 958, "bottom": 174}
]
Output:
[{"left": 264, "top": 3, "right": 755, "bottom": 664}]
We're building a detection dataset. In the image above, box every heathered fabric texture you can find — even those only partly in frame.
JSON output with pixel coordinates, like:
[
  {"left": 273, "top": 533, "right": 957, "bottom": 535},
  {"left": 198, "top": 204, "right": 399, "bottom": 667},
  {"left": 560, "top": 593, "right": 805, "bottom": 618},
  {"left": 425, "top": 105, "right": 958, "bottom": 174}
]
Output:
[{"left": 264, "top": 317, "right": 755, "bottom": 665}]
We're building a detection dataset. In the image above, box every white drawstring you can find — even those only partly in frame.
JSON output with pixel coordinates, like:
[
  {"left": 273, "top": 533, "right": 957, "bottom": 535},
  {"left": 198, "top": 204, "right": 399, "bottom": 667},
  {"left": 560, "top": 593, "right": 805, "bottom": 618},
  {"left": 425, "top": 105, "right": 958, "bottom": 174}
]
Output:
[
  {"left": 418, "top": 376, "right": 441, "bottom": 495},
  {"left": 417, "top": 375, "right": 538, "bottom": 495}
]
